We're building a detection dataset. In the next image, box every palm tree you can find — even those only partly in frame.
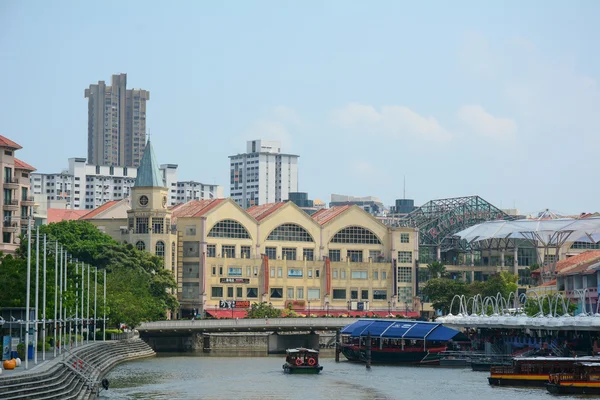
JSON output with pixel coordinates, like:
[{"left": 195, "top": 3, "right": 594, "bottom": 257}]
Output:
[{"left": 427, "top": 261, "right": 447, "bottom": 279}]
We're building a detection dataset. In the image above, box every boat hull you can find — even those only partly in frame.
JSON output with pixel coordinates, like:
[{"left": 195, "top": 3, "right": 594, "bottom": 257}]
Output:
[
  {"left": 546, "top": 382, "right": 600, "bottom": 395},
  {"left": 488, "top": 374, "right": 549, "bottom": 387},
  {"left": 282, "top": 363, "right": 323, "bottom": 374},
  {"left": 341, "top": 345, "right": 442, "bottom": 365}
]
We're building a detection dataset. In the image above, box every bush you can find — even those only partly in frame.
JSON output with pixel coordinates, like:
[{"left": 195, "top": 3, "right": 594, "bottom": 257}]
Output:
[{"left": 17, "top": 343, "right": 25, "bottom": 359}]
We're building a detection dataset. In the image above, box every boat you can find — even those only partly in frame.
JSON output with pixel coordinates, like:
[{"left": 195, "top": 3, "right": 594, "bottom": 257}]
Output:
[
  {"left": 488, "top": 356, "right": 600, "bottom": 387},
  {"left": 471, "top": 359, "right": 511, "bottom": 372},
  {"left": 546, "top": 362, "right": 600, "bottom": 395},
  {"left": 339, "top": 319, "right": 467, "bottom": 365},
  {"left": 282, "top": 348, "right": 323, "bottom": 374}
]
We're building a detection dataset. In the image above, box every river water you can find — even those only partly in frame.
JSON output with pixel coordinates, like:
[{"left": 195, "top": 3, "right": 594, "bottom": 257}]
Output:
[{"left": 101, "top": 355, "right": 578, "bottom": 400}]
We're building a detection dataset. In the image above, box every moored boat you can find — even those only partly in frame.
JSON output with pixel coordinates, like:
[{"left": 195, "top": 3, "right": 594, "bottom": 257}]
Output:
[
  {"left": 546, "top": 362, "right": 600, "bottom": 395},
  {"left": 488, "top": 356, "right": 600, "bottom": 387},
  {"left": 282, "top": 348, "right": 323, "bottom": 374},
  {"left": 340, "top": 319, "right": 467, "bottom": 365}
]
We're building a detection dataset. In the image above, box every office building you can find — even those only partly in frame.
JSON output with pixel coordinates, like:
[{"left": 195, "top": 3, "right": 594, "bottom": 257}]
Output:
[
  {"left": 229, "top": 140, "right": 299, "bottom": 208},
  {"left": 85, "top": 73, "right": 150, "bottom": 167},
  {"left": 0, "top": 135, "right": 36, "bottom": 254},
  {"left": 330, "top": 194, "right": 386, "bottom": 216}
]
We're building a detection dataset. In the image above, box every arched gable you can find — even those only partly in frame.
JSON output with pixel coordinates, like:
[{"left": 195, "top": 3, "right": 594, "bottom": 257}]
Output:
[
  {"left": 267, "top": 223, "right": 314, "bottom": 242},
  {"left": 329, "top": 225, "right": 382, "bottom": 245},
  {"left": 207, "top": 219, "right": 252, "bottom": 239}
]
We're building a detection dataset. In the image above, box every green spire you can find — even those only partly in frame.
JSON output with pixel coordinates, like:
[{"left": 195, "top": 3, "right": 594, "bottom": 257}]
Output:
[{"left": 134, "top": 140, "right": 165, "bottom": 187}]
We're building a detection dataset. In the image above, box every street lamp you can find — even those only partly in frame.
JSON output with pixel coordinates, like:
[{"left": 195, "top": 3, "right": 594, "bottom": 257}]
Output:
[{"left": 308, "top": 301, "right": 311, "bottom": 318}]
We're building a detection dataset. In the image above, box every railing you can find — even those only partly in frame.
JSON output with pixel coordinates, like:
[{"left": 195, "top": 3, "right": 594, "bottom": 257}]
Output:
[
  {"left": 62, "top": 348, "right": 102, "bottom": 392},
  {"left": 139, "top": 317, "right": 348, "bottom": 331},
  {"left": 4, "top": 199, "right": 18, "bottom": 206},
  {"left": 3, "top": 177, "right": 17, "bottom": 184},
  {"left": 21, "top": 196, "right": 34, "bottom": 202},
  {"left": 111, "top": 331, "right": 136, "bottom": 340}
]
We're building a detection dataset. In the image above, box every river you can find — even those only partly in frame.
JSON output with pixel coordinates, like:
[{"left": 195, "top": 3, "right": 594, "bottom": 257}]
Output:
[{"left": 101, "top": 355, "right": 577, "bottom": 399}]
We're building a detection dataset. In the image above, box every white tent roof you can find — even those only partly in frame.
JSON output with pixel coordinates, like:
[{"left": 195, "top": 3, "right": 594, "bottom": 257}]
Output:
[{"left": 455, "top": 217, "right": 600, "bottom": 245}]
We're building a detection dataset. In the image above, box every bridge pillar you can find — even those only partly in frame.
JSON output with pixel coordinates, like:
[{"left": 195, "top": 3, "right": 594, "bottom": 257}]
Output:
[
  {"left": 268, "top": 332, "right": 320, "bottom": 354},
  {"left": 500, "top": 251, "right": 505, "bottom": 269},
  {"left": 470, "top": 270, "right": 475, "bottom": 282},
  {"left": 436, "top": 246, "right": 441, "bottom": 261},
  {"left": 513, "top": 246, "right": 519, "bottom": 277}
]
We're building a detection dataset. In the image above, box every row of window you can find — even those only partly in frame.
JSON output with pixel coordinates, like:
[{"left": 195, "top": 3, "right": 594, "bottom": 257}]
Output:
[
  {"left": 208, "top": 286, "right": 388, "bottom": 301},
  {"left": 206, "top": 265, "right": 391, "bottom": 281}
]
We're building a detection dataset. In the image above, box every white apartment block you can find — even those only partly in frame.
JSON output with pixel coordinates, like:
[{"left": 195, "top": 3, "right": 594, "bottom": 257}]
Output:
[
  {"left": 31, "top": 158, "right": 224, "bottom": 210},
  {"left": 173, "top": 181, "right": 225, "bottom": 203},
  {"left": 229, "top": 139, "right": 299, "bottom": 208}
]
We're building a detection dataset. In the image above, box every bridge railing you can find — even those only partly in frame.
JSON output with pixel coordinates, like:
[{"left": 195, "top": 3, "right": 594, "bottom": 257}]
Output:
[{"left": 138, "top": 317, "right": 348, "bottom": 331}]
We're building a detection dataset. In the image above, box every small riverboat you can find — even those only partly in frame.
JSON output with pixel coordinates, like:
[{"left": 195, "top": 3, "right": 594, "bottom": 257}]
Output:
[
  {"left": 340, "top": 319, "right": 467, "bottom": 365},
  {"left": 282, "top": 348, "right": 323, "bottom": 374},
  {"left": 546, "top": 362, "right": 600, "bottom": 395},
  {"left": 489, "top": 357, "right": 600, "bottom": 387}
]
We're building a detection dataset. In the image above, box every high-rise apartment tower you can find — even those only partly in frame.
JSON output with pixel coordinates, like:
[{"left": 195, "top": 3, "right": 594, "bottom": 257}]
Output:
[{"left": 85, "top": 73, "right": 150, "bottom": 168}]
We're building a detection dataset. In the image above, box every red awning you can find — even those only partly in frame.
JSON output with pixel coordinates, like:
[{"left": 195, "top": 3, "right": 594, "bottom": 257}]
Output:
[{"left": 206, "top": 310, "right": 248, "bottom": 319}]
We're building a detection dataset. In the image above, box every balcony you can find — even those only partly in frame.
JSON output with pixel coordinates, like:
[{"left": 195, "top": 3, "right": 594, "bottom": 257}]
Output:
[
  {"left": 3, "top": 220, "right": 18, "bottom": 232},
  {"left": 4, "top": 199, "right": 18, "bottom": 210},
  {"left": 21, "top": 196, "right": 35, "bottom": 206},
  {"left": 4, "top": 176, "right": 20, "bottom": 188}
]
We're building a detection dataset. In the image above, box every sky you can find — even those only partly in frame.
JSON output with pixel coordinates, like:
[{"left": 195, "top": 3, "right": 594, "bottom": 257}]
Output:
[{"left": 1, "top": 1, "right": 599, "bottom": 215}]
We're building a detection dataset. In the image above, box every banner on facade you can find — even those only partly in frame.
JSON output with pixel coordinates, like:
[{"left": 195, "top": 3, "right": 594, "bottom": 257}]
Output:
[{"left": 2, "top": 336, "right": 10, "bottom": 360}]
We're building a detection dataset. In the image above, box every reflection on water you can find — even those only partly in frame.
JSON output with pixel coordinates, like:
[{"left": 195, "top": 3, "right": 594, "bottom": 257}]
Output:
[{"left": 102, "top": 355, "right": 580, "bottom": 400}]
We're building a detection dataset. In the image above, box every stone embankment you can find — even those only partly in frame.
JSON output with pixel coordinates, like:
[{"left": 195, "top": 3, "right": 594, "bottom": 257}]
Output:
[{"left": 0, "top": 338, "right": 155, "bottom": 400}]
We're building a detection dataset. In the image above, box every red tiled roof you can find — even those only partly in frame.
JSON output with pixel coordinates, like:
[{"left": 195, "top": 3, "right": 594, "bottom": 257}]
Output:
[
  {"left": 246, "top": 202, "right": 286, "bottom": 221},
  {"left": 14, "top": 158, "right": 36, "bottom": 171},
  {"left": 311, "top": 205, "right": 351, "bottom": 225},
  {"left": 0, "top": 135, "right": 22, "bottom": 150},
  {"left": 79, "top": 201, "right": 120, "bottom": 220},
  {"left": 47, "top": 209, "right": 88, "bottom": 223},
  {"left": 556, "top": 251, "right": 600, "bottom": 275},
  {"left": 540, "top": 279, "right": 557, "bottom": 287},
  {"left": 171, "top": 199, "right": 226, "bottom": 219}
]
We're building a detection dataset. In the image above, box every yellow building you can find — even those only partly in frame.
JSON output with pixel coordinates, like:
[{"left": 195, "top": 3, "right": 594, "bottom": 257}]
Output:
[{"left": 83, "top": 140, "right": 418, "bottom": 318}]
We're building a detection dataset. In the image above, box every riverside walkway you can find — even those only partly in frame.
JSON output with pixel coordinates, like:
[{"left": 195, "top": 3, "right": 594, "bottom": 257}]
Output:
[{"left": 137, "top": 317, "right": 350, "bottom": 335}]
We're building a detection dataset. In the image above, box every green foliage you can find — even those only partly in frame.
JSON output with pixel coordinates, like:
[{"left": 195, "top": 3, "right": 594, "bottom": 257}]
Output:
[
  {"left": 246, "top": 302, "right": 282, "bottom": 318},
  {"left": 524, "top": 297, "right": 577, "bottom": 316},
  {"left": 17, "top": 343, "right": 25, "bottom": 359},
  {"left": 427, "top": 261, "right": 447, "bottom": 279}
]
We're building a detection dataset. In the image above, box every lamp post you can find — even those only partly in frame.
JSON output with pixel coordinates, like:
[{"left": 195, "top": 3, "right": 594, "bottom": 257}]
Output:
[
  {"left": 25, "top": 216, "right": 31, "bottom": 370},
  {"left": 34, "top": 228, "right": 39, "bottom": 365},
  {"left": 103, "top": 268, "right": 106, "bottom": 341},
  {"left": 87, "top": 263, "right": 90, "bottom": 344},
  {"left": 405, "top": 301, "right": 409, "bottom": 317},
  {"left": 53, "top": 241, "right": 58, "bottom": 357},
  {"left": 308, "top": 301, "right": 311, "bottom": 318},
  {"left": 326, "top": 302, "right": 329, "bottom": 316},
  {"left": 388, "top": 301, "right": 391, "bottom": 316},
  {"left": 58, "top": 246, "right": 63, "bottom": 355},
  {"left": 94, "top": 267, "right": 97, "bottom": 342},
  {"left": 42, "top": 234, "right": 47, "bottom": 361},
  {"left": 81, "top": 262, "right": 85, "bottom": 346}
]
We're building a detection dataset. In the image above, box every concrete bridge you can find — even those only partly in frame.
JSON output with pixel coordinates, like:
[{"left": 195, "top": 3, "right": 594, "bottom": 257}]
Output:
[{"left": 137, "top": 318, "right": 350, "bottom": 354}]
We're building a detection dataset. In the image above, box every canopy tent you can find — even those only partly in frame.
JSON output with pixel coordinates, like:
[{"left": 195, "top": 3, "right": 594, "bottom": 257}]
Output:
[{"left": 340, "top": 319, "right": 463, "bottom": 341}]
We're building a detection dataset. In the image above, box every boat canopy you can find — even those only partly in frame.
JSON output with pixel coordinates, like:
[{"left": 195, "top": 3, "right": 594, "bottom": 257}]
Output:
[{"left": 341, "top": 319, "right": 461, "bottom": 341}]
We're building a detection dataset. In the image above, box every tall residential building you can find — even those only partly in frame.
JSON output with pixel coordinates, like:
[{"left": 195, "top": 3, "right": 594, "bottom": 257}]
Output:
[
  {"left": 229, "top": 140, "right": 299, "bottom": 208},
  {"left": 0, "top": 135, "right": 36, "bottom": 254},
  {"left": 85, "top": 73, "right": 150, "bottom": 168}
]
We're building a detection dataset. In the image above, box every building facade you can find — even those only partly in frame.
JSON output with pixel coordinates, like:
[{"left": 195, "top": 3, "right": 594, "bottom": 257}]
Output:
[
  {"left": 330, "top": 194, "right": 386, "bottom": 216},
  {"left": 85, "top": 73, "right": 150, "bottom": 168},
  {"left": 0, "top": 136, "right": 36, "bottom": 254},
  {"left": 229, "top": 140, "right": 298, "bottom": 208},
  {"left": 173, "top": 181, "right": 225, "bottom": 204}
]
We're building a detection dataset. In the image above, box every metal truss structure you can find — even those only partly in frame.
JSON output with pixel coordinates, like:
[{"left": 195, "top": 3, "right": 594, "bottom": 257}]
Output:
[{"left": 399, "top": 196, "right": 513, "bottom": 251}]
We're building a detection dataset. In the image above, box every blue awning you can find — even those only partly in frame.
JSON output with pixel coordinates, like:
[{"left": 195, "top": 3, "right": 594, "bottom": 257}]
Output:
[{"left": 342, "top": 319, "right": 461, "bottom": 342}]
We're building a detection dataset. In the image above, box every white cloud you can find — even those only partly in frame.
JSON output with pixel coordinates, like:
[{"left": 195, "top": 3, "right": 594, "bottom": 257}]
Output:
[
  {"left": 457, "top": 105, "right": 517, "bottom": 140},
  {"left": 352, "top": 160, "right": 377, "bottom": 177},
  {"left": 245, "top": 106, "right": 300, "bottom": 148},
  {"left": 332, "top": 103, "right": 451, "bottom": 141}
]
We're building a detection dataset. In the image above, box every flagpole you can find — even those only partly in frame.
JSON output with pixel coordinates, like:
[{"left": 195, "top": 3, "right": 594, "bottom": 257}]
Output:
[
  {"left": 34, "top": 228, "right": 39, "bottom": 364},
  {"left": 25, "top": 216, "right": 31, "bottom": 370},
  {"left": 54, "top": 241, "right": 58, "bottom": 357},
  {"left": 42, "top": 234, "right": 47, "bottom": 361}
]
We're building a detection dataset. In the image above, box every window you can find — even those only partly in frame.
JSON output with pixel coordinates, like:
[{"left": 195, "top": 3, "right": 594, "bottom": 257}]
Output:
[
  {"left": 207, "top": 244, "right": 216, "bottom": 257},
  {"left": 171, "top": 242, "right": 176, "bottom": 267},
  {"left": 222, "top": 245, "right": 235, "bottom": 258},
  {"left": 282, "top": 247, "right": 296, "bottom": 260},
  {"left": 185, "top": 225, "right": 196, "bottom": 236},
  {"left": 136, "top": 240, "right": 145, "bottom": 251},
  {"left": 333, "top": 289, "right": 346, "bottom": 299},
  {"left": 246, "top": 266, "right": 251, "bottom": 277},
  {"left": 333, "top": 269, "right": 338, "bottom": 279},
  {"left": 212, "top": 266, "right": 216, "bottom": 276},
  {"left": 382, "top": 271, "right": 387, "bottom": 280},
  {"left": 296, "top": 287, "right": 304, "bottom": 299},
  {"left": 241, "top": 246, "right": 251, "bottom": 259},
  {"left": 308, "top": 269, "right": 313, "bottom": 278},
  {"left": 183, "top": 242, "right": 200, "bottom": 257},
  {"left": 270, "top": 288, "right": 283, "bottom": 298},
  {"left": 398, "top": 251, "right": 412, "bottom": 264},
  {"left": 152, "top": 217, "right": 164, "bottom": 234},
  {"left": 183, "top": 262, "right": 199, "bottom": 278},
  {"left": 253, "top": 266, "right": 258, "bottom": 276},
  {"left": 303, "top": 248, "right": 314, "bottom": 261},
  {"left": 351, "top": 271, "right": 368, "bottom": 279},
  {"left": 329, "top": 249, "right": 341, "bottom": 262},
  {"left": 287, "top": 287, "right": 294, "bottom": 299},
  {"left": 219, "top": 266, "right": 223, "bottom": 276},
  {"left": 208, "top": 219, "right": 250, "bottom": 239},
  {"left": 155, "top": 241, "right": 165, "bottom": 257},
  {"left": 212, "top": 287, "right": 223, "bottom": 297},
  {"left": 265, "top": 247, "right": 277, "bottom": 259},
  {"left": 400, "top": 233, "right": 410, "bottom": 243},
  {"left": 288, "top": 268, "right": 303, "bottom": 277},
  {"left": 128, "top": 217, "right": 134, "bottom": 229},
  {"left": 266, "top": 223, "right": 314, "bottom": 242},
  {"left": 308, "top": 288, "right": 320, "bottom": 300},
  {"left": 350, "top": 290, "right": 358, "bottom": 300},
  {"left": 347, "top": 250, "right": 363, "bottom": 262},
  {"left": 370, "top": 250, "right": 384, "bottom": 262},
  {"left": 135, "top": 217, "right": 148, "bottom": 234},
  {"left": 398, "top": 267, "right": 412, "bottom": 282},
  {"left": 330, "top": 226, "right": 381, "bottom": 244},
  {"left": 236, "top": 287, "right": 243, "bottom": 298},
  {"left": 228, "top": 267, "right": 242, "bottom": 276},
  {"left": 277, "top": 267, "right": 283, "bottom": 277},
  {"left": 247, "top": 287, "right": 258, "bottom": 298},
  {"left": 270, "top": 268, "right": 275, "bottom": 278},
  {"left": 373, "top": 270, "right": 378, "bottom": 280},
  {"left": 227, "top": 287, "right": 234, "bottom": 297},
  {"left": 373, "top": 290, "right": 387, "bottom": 300},
  {"left": 315, "top": 269, "right": 320, "bottom": 278},
  {"left": 341, "top": 270, "right": 346, "bottom": 279},
  {"left": 361, "top": 289, "right": 369, "bottom": 300}
]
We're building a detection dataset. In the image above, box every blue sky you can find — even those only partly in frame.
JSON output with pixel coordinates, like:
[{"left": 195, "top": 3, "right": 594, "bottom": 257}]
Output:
[{"left": 1, "top": 1, "right": 599, "bottom": 215}]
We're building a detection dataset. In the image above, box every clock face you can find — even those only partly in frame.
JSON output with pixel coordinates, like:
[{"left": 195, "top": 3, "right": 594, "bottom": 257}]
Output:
[
  {"left": 162, "top": 196, "right": 167, "bottom": 208},
  {"left": 139, "top": 195, "right": 149, "bottom": 206}
]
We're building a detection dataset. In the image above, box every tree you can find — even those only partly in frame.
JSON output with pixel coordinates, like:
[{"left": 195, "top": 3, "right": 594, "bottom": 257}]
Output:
[
  {"left": 422, "top": 278, "right": 469, "bottom": 314},
  {"left": 427, "top": 261, "right": 447, "bottom": 279},
  {"left": 246, "top": 302, "right": 282, "bottom": 319},
  {"left": 480, "top": 271, "right": 518, "bottom": 299},
  {"left": 524, "top": 297, "right": 577, "bottom": 316}
]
